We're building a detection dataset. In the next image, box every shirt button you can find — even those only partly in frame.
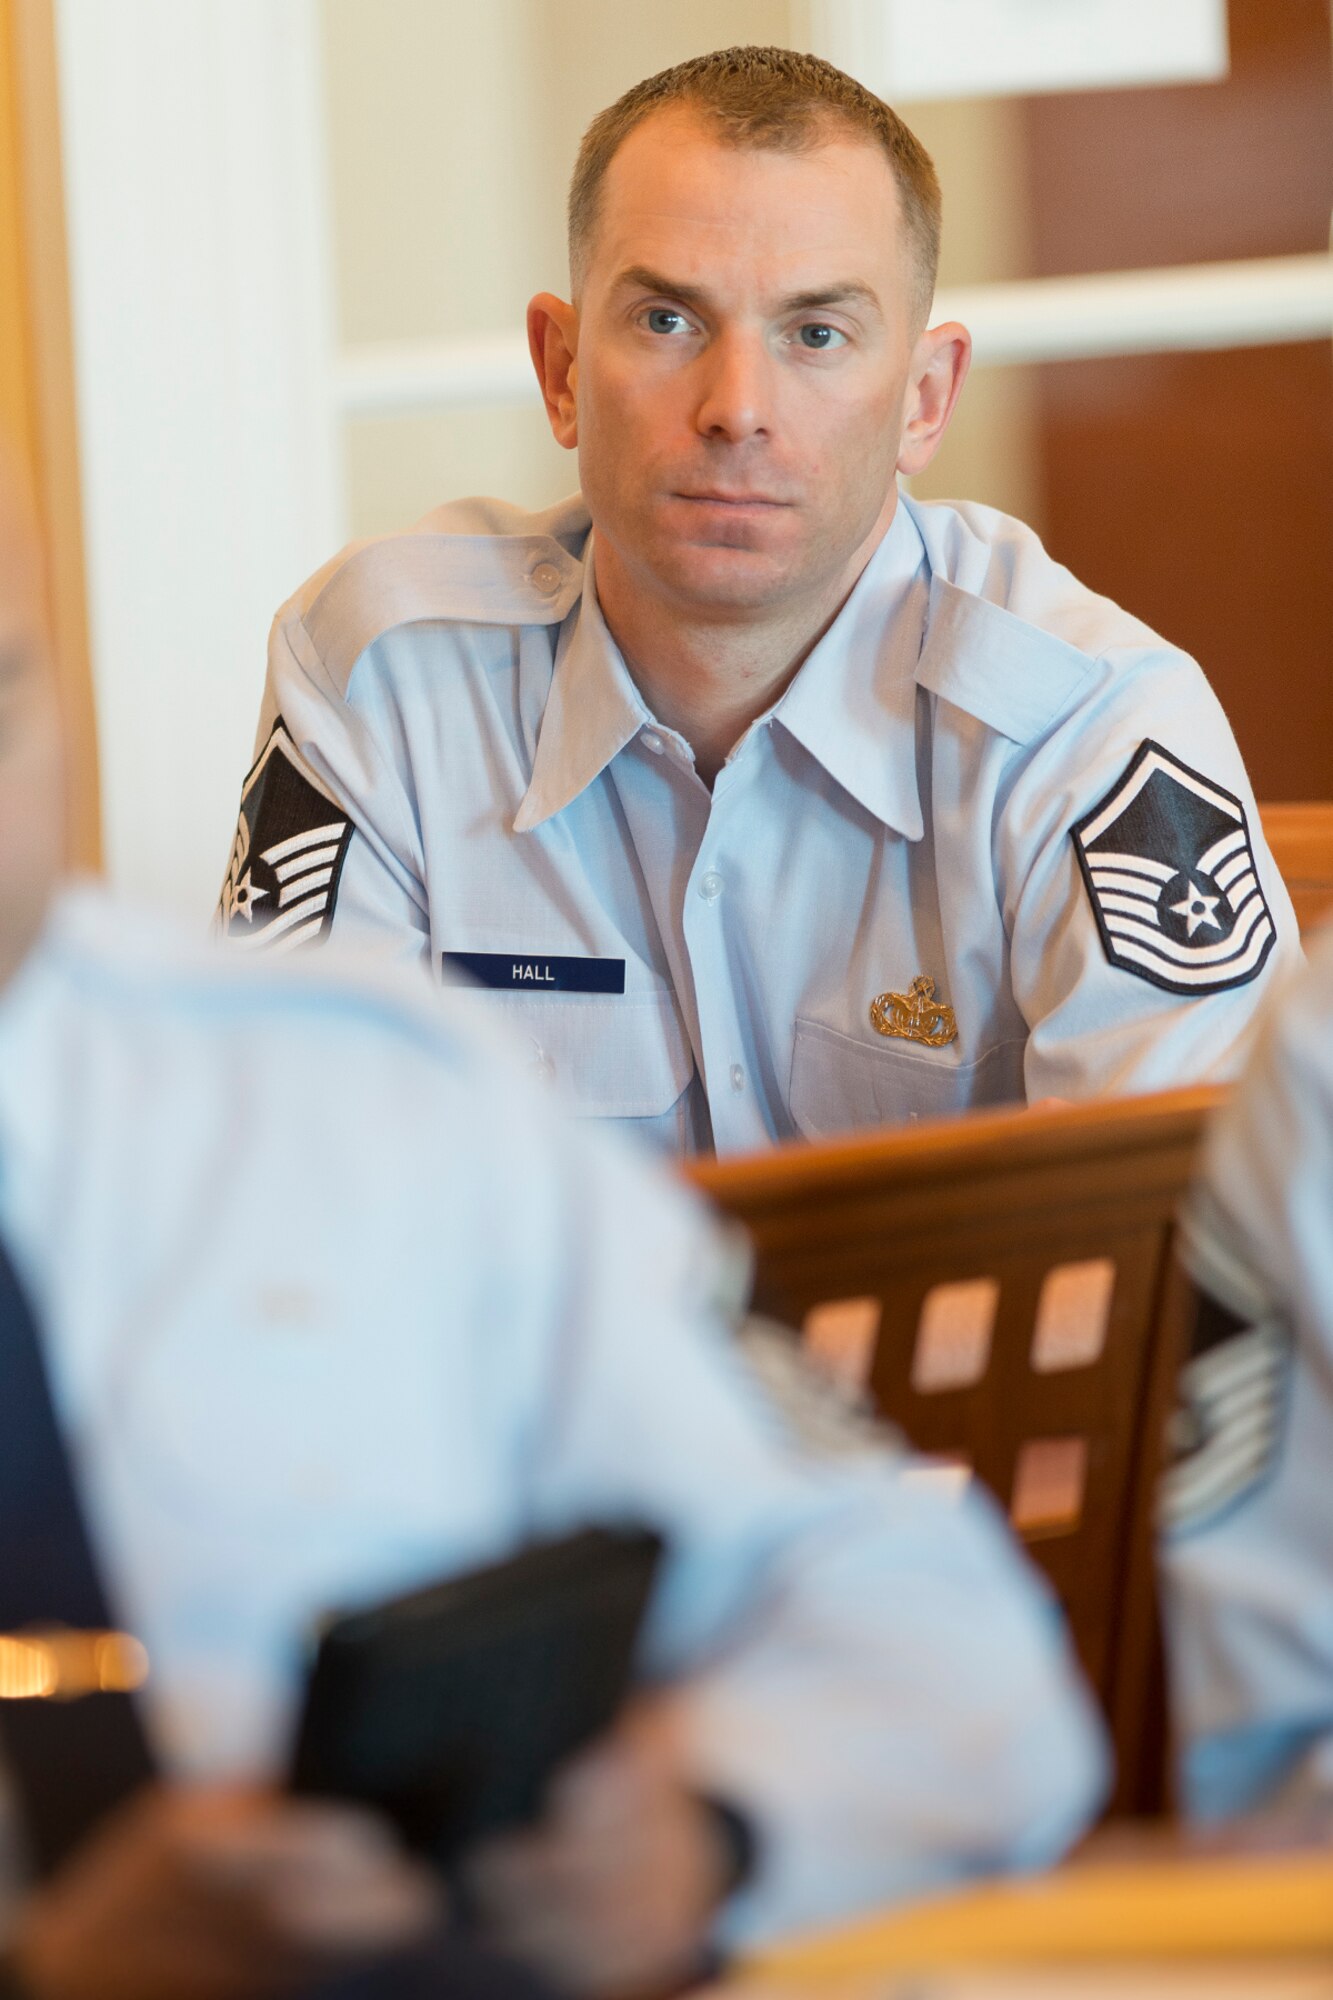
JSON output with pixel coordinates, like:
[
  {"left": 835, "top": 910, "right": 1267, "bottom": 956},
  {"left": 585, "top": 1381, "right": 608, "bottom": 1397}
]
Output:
[
  {"left": 729, "top": 1063, "right": 746, "bottom": 1093},
  {"left": 529, "top": 1041, "right": 557, "bottom": 1085},
  {"left": 529, "top": 560, "right": 562, "bottom": 598},
  {"left": 641, "top": 730, "right": 665, "bottom": 755},
  {"left": 698, "top": 870, "right": 724, "bottom": 903}
]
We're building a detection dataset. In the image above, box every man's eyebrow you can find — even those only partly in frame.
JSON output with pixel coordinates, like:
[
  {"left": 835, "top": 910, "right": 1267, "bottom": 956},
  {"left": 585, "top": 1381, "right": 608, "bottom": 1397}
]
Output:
[
  {"left": 612, "top": 266, "right": 711, "bottom": 308},
  {"left": 612, "top": 266, "right": 884, "bottom": 319},
  {"left": 780, "top": 281, "right": 884, "bottom": 320}
]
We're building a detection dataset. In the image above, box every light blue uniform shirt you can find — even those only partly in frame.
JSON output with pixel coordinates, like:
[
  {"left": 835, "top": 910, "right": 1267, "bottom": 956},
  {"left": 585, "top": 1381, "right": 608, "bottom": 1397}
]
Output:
[
  {"left": 1162, "top": 922, "right": 1333, "bottom": 1821},
  {"left": 221, "top": 492, "right": 1299, "bottom": 1155},
  {"left": 0, "top": 886, "right": 1104, "bottom": 1940}
]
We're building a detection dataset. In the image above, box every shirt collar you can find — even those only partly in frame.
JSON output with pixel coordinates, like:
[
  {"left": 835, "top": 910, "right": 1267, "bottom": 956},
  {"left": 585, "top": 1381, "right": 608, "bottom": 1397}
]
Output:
[
  {"left": 514, "top": 537, "right": 655, "bottom": 833},
  {"left": 769, "top": 498, "right": 927, "bottom": 840},
  {"left": 514, "top": 496, "right": 930, "bottom": 840}
]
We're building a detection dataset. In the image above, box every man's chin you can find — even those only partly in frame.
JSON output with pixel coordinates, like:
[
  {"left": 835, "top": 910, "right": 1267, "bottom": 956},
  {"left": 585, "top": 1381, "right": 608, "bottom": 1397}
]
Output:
[{"left": 653, "top": 541, "right": 804, "bottom": 615}]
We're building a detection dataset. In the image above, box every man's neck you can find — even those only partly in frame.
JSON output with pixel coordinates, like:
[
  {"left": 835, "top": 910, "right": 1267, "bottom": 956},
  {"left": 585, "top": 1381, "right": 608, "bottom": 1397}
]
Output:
[{"left": 594, "top": 498, "right": 899, "bottom": 789}]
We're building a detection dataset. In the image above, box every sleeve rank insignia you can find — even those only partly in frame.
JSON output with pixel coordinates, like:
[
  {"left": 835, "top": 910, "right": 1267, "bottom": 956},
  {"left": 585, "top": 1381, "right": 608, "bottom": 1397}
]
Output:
[
  {"left": 217, "top": 718, "right": 353, "bottom": 954},
  {"left": 870, "top": 974, "right": 958, "bottom": 1047},
  {"left": 1071, "top": 740, "right": 1276, "bottom": 996},
  {"left": 1160, "top": 1288, "right": 1291, "bottom": 1535}
]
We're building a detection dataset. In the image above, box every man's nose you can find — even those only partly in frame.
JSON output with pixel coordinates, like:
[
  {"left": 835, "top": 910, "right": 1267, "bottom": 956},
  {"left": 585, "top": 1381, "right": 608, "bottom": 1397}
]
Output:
[{"left": 693, "top": 332, "right": 772, "bottom": 443}]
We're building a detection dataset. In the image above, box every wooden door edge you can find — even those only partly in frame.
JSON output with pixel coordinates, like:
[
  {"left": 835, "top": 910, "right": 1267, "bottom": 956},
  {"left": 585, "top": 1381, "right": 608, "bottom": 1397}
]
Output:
[{"left": 8, "top": 0, "right": 101, "bottom": 871}]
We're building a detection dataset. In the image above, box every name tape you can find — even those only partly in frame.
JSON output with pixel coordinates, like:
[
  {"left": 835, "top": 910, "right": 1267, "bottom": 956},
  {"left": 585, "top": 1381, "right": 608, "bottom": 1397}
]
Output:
[{"left": 443, "top": 952, "right": 626, "bottom": 994}]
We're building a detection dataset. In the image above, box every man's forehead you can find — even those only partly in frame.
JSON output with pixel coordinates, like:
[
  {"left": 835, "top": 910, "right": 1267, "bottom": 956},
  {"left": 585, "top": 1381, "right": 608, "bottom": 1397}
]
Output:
[
  {"left": 599, "top": 103, "right": 902, "bottom": 229},
  {"left": 591, "top": 112, "right": 905, "bottom": 297}
]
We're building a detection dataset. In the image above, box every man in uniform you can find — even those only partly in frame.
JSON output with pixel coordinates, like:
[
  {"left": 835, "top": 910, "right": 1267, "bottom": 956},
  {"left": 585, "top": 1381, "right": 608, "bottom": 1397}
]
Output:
[
  {"left": 219, "top": 45, "right": 1298, "bottom": 1156},
  {"left": 0, "top": 461, "right": 1104, "bottom": 1992},
  {"left": 1162, "top": 925, "right": 1333, "bottom": 1820}
]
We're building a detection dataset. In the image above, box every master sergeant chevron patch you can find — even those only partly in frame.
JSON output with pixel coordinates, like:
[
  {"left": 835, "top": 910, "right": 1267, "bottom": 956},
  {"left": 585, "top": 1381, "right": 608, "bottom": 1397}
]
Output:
[
  {"left": 1071, "top": 741, "right": 1275, "bottom": 996},
  {"left": 217, "top": 719, "right": 353, "bottom": 954}
]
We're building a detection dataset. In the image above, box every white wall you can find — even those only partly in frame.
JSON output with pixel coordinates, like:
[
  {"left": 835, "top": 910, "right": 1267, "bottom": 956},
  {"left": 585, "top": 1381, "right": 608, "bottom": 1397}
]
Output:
[{"left": 56, "top": 0, "right": 340, "bottom": 917}]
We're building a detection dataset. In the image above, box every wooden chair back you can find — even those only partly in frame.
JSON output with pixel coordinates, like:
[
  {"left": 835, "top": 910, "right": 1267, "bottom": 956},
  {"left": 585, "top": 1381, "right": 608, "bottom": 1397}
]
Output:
[
  {"left": 1260, "top": 802, "right": 1333, "bottom": 934},
  {"left": 687, "top": 1087, "right": 1222, "bottom": 1815}
]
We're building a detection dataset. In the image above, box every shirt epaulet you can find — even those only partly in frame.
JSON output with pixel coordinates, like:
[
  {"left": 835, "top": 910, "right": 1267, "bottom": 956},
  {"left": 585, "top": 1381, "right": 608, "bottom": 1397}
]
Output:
[
  {"left": 289, "top": 496, "right": 589, "bottom": 698},
  {"left": 916, "top": 577, "right": 1096, "bottom": 746},
  {"left": 905, "top": 494, "right": 1168, "bottom": 747}
]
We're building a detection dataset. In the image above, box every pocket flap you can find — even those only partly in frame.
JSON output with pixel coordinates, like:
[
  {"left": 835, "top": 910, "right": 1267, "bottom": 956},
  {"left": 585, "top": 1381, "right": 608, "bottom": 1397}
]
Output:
[{"left": 473, "top": 990, "right": 694, "bottom": 1119}]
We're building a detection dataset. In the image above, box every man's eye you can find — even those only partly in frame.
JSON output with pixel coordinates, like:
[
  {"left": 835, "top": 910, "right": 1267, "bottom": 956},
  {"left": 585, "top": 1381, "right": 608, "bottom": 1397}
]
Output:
[
  {"left": 795, "top": 323, "right": 846, "bottom": 351},
  {"left": 644, "top": 308, "right": 691, "bottom": 336}
]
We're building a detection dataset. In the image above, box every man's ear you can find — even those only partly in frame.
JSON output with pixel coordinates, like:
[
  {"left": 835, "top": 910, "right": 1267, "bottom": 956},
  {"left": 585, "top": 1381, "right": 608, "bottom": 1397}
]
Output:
[
  {"left": 527, "top": 294, "right": 580, "bottom": 450},
  {"left": 896, "top": 321, "right": 971, "bottom": 478}
]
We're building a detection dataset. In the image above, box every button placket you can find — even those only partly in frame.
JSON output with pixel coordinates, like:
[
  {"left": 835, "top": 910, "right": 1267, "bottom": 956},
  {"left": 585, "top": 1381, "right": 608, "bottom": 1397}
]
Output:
[{"left": 680, "top": 784, "right": 764, "bottom": 1151}]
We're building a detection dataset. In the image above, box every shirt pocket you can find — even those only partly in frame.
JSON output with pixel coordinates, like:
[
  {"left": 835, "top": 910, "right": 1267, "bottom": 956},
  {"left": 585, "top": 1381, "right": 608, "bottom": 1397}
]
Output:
[
  {"left": 789, "top": 1016, "right": 1027, "bottom": 1138},
  {"left": 481, "top": 989, "right": 695, "bottom": 1119}
]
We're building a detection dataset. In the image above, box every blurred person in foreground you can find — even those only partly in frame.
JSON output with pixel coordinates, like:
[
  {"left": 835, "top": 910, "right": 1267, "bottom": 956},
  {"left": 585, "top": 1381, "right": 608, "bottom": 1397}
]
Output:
[
  {"left": 1162, "top": 925, "right": 1333, "bottom": 1821},
  {"left": 0, "top": 463, "right": 1104, "bottom": 1995},
  {"left": 217, "top": 45, "right": 1297, "bottom": 1157}
]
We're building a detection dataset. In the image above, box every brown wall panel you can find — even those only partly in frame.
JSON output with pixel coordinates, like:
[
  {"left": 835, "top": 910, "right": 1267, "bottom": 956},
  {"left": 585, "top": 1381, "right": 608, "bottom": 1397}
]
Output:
[
  {"left": 1036, "top": 343, "right": 1333, "bottom": 801},
  {"left": 1025, "top": 0, "right": 1333, "bottom": 801},
  {"left": 1025, "top": 0, "right": 1333, "bottom": 274}
]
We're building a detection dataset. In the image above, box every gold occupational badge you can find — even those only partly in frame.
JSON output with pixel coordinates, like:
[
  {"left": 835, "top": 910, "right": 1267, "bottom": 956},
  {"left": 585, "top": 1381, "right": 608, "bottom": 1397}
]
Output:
[{"left": 869, "top": 974, "right": 958, "bottom": 1048}]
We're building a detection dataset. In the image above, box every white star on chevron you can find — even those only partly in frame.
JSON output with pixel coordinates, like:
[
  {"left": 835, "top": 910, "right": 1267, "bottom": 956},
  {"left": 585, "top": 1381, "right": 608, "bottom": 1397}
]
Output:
[
  {"left": 229, "top": 869, "right": 268, "bottom": 923},
  {"left": 1170, "top": 880, "right": 1223, "bottom": 938}
]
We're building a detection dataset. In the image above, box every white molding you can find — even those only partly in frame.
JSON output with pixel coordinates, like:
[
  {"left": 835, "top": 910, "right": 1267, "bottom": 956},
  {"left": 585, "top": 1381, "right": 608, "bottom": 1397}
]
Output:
[
  {"left": 336, "top": 333, "right": 540, "bottom": 416},
  {"left": 807, "top": 0, "right": 1229, "bottom": 103},
  {"left": 332, "top": 253, "right": 1333, "bottom": 416},
  {"left": 55, "top": 0, "right": 342, "bottom": 917},
  {"left": 945, "top": 253, "right": 1333, "bottom": 366}
]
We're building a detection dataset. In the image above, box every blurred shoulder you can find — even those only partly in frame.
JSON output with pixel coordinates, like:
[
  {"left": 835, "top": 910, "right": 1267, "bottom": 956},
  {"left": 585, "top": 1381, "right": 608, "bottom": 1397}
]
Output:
[{"left": 45, "top": 881, "right": 499, "bottom": 1086}]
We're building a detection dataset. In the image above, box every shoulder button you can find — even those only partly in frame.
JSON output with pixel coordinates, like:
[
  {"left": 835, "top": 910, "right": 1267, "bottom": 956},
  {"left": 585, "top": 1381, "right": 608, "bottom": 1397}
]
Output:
[{"left": 529, "top": 560, "right": 563, "bottom": 598}]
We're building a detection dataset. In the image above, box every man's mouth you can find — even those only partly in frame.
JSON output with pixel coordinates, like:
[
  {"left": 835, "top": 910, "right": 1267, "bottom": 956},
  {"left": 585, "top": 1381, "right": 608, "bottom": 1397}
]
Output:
[{"left": 674, "top": 490, "right": 790, "bottom": 508}]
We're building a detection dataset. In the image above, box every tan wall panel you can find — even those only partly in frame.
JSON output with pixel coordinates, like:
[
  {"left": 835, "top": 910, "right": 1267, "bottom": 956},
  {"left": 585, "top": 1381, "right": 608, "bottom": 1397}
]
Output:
[{"left": 906, "top": 96, "right": 1044, "bottom": 528}]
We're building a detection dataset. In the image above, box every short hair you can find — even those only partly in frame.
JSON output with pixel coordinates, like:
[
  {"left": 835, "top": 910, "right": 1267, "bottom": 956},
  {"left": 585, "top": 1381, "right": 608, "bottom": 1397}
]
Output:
[{"left": 568, "top": 45, "right": 941, "bottom": 324}]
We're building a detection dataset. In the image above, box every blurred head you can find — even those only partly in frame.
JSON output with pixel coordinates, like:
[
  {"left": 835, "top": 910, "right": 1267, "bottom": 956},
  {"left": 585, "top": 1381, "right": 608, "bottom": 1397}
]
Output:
[
  {"left": 528, "top": 47, "right": 967, "bottom": 629},
  {"left": 0, "top": 452, "right": 66, "bottom": 991}
]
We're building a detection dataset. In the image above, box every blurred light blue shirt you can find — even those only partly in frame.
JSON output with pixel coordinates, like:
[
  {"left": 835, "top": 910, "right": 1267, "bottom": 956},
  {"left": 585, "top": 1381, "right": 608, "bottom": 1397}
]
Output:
[{"left": 0, "top": 887, "right": 1104, "bottom": 1939}]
